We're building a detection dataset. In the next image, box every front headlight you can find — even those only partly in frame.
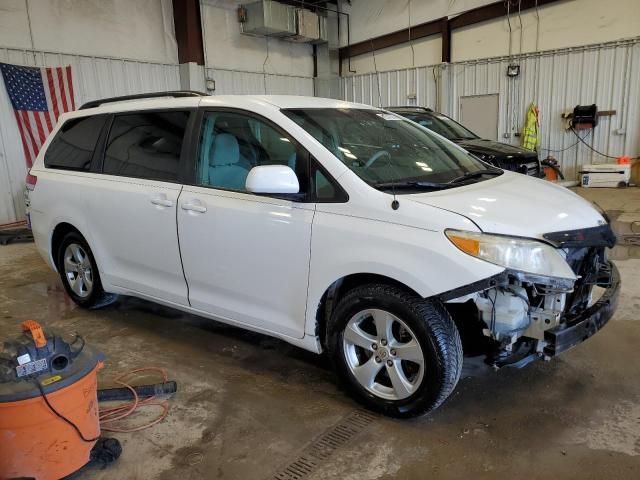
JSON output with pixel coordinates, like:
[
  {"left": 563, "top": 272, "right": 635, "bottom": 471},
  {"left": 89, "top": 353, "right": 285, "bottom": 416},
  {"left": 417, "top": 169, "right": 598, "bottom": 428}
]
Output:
[{"left": 445, "top": 230, "right": 576, "bottom": 280}]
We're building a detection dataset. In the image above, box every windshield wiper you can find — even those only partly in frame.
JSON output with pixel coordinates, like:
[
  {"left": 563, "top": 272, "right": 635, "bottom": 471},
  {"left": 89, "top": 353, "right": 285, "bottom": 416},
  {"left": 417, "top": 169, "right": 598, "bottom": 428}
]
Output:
[
  {"left": 448, "top": 169, "right": 502, "bottom": 184},
  {"left": 373, "top": 181, "right": 455, "bottom": 191}
]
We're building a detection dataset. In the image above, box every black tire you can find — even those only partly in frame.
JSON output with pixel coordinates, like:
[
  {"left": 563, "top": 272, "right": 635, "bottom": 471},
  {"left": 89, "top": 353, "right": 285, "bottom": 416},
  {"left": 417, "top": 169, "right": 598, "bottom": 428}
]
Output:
[
  {"left": 56, "top": 231, "right": 114, "bottom": 309},
  {"left": 326, "top": 283, "right": 463, "bottom": 418}
]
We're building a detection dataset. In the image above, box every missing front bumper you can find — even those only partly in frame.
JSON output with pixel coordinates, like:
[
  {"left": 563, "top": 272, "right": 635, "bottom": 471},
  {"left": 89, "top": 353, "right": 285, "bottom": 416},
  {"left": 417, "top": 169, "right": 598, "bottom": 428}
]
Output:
[
  {"left": 543, "top": 261, "right": 620, "bottom": 357},
  {"left": 440, "top": 259, "right": 620, "bottom": 368}
]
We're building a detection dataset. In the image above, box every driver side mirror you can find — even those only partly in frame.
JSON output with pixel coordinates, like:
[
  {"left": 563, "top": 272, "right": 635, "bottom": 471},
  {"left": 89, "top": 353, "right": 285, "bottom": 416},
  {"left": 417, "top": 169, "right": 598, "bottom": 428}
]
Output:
[{"left": 245, "top": 165, "right": 300, "bottom": 194}]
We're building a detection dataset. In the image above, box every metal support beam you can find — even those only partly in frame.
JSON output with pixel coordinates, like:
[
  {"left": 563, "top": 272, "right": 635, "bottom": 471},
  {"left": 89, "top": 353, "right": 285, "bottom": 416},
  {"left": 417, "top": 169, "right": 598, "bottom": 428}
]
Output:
[
  {"left": 441, "top": 18, "right": 451, "bottom": 63},
  {"left": 173, "top": 0, "right": 205, "bottom": 65},
  {"left": 339, "top": 0, "right": 564, "bottom": 64},
  {"left": 341, "top": 18, "right": 444, "bottom": 59},
  {"left": 449, "top": 0, "right": 559, "bottom": 29}
]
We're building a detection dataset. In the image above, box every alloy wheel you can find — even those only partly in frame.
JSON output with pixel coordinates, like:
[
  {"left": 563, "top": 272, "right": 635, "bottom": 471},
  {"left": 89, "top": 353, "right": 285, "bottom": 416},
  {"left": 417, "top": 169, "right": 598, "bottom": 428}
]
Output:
[
  {"left": 63, "top": 243, "right": 93, "bottom": 298},
  {"left": 342, "top": 308, "right": 425, "bottom": 401}
]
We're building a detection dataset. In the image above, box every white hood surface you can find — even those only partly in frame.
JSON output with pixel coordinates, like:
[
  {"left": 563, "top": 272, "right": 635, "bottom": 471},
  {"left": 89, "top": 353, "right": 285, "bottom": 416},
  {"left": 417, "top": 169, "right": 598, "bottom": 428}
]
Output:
[{"left": 407, "top": 171, "right": 605, "bottom": 239}]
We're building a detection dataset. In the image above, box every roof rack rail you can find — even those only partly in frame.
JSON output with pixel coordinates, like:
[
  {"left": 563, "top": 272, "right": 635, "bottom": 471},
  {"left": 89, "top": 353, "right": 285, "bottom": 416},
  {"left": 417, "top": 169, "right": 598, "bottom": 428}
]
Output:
[
  {"left": 79, "top": 90, "right": 208, "bottom": 110},
  {"left": 385, "top": 106, "right": 433, "bottom": 112}
]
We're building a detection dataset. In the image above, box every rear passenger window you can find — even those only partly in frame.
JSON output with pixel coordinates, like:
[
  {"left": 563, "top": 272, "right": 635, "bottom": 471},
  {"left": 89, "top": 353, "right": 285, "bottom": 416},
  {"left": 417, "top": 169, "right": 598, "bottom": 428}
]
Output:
[
  {"left": 103, "top": 111, "right": 189, "bottom": 182},
  {"left": 44, "top": 115, "right": 106, "bottom": 171}
]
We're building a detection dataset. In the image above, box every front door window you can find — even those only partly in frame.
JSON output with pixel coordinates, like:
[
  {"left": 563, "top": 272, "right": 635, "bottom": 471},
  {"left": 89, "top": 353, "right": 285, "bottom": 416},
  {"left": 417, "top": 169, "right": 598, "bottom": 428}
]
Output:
[{"left": 197, "top": 111, "right": 308, "bottom": 194}]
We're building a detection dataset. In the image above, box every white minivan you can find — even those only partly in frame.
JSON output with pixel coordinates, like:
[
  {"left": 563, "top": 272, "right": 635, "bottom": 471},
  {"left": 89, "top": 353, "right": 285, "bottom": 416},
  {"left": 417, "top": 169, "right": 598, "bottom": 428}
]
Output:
[{"left": 27, "top": 92, "right": 619, "bottom": 417}]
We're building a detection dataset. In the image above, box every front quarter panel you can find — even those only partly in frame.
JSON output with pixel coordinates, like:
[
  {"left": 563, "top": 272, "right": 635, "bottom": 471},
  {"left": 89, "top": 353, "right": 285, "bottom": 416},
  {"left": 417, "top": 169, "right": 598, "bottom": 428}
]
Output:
[{"left": 305, "top": 201, "right": 504, "bottom": 336}]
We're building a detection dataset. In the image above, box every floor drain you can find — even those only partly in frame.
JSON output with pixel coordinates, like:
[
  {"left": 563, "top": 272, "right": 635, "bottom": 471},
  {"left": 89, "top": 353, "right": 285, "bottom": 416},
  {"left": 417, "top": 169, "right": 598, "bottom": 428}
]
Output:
[{"left": 272, "top": 410, "right": 377, "bottom": 480}]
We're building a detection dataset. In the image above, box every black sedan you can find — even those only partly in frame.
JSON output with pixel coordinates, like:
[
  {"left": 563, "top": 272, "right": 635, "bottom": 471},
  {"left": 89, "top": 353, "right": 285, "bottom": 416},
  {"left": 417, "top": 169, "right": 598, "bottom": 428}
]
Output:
[{"left": 387, "top": 106, "right": 542, "bottom": 177}]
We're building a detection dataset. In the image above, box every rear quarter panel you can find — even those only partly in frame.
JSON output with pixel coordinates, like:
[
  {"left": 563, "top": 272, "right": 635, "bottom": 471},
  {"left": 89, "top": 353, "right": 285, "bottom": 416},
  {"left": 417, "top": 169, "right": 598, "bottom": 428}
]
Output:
[{"left": 28, "top": 169, "right": 106, "bottom": 275}]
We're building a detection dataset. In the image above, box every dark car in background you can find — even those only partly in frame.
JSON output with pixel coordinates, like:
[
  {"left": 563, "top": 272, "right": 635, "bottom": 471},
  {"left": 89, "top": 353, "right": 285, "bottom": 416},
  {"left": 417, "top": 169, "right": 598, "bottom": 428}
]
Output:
[{"left": 387, "top": 106, "right": 542, "bottom": 177}]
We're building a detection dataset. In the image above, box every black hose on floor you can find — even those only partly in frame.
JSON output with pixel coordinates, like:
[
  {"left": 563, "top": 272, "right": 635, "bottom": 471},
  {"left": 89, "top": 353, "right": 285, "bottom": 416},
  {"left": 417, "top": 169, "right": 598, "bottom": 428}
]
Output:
[{"left": 97, "top": 381, "right": 177, "bottom": 402}]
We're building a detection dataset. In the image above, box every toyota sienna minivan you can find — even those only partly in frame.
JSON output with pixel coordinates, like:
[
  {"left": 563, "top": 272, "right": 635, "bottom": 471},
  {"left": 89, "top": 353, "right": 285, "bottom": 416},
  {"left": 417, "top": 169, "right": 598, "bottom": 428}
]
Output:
[{"left": 26, "top": 92, "right": 619, "bottom": 417}]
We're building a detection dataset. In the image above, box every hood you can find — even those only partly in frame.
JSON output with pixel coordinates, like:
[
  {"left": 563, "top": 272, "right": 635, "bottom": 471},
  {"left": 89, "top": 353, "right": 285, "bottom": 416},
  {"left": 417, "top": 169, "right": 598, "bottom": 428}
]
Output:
[
  {"left": 456, "top": 138, "right": 538, "bottom": 159},
  {"left": 406, "top": 171, "right": 605, "bottom": 239}
]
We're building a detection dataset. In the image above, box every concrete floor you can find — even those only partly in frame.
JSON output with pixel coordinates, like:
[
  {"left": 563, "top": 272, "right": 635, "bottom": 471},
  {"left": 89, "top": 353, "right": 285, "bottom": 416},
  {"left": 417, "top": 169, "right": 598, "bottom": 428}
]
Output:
[{"left": 1, "top": 186, "right": 640, "bottom": 480}]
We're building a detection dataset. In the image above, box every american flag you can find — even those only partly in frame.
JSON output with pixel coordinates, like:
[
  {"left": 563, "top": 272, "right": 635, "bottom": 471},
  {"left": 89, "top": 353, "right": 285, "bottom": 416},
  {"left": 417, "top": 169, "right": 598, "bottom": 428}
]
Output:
[{"left": 0, "top": 63, "right": 76, "bottom": 167}]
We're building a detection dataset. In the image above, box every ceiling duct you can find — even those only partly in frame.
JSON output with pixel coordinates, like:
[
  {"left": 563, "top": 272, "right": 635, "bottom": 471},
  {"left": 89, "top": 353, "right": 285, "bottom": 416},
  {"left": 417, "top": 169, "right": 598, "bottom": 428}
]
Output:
[
  {"left": 239, "top": 0, "right": 296, "bottom": 38},
  {"left": 239, "top": 0, "right": 327, "bottom": 43},
  {"left": 287, "top": 8, "right": 321, "bottom": 43}
]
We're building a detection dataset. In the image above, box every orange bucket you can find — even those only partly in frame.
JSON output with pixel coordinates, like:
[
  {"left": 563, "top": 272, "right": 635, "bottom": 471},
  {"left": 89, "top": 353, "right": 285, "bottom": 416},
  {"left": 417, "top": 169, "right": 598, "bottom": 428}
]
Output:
[
  {"left": 543, "top": 165, "right": 559, "bottom": 181},
  {"left": 0, "top": 321, "right": 104, "bottom": 480}
]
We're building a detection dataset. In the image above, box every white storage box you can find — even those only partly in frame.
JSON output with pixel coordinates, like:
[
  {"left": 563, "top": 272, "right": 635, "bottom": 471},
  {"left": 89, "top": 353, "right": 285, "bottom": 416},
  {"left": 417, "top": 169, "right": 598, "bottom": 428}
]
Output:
[{"left": 580, "top": 163, "right": 630, "bottom": 188}]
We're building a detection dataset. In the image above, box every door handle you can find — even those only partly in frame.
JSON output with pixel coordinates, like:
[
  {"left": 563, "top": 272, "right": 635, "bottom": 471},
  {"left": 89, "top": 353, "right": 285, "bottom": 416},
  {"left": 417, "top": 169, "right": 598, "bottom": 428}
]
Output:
[
  {"left": 151, "top": 196, "right": 174, "bottom": 207},
  {"left": 181, "top": 202, "right": 207, "bottom": 213}
]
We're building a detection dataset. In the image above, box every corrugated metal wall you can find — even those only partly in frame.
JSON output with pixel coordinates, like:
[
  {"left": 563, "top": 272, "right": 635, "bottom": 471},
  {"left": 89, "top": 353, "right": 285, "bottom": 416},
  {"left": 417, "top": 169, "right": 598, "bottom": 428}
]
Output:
[
  {"left": 206, "top": 68, "right": 314, "bottom": 96},
  {"left": 342, "top": 65, "right": 438, "bottom": 109},
  {"left": 342, "top": 38, "right": 640, "bottom": 182},
  {"left": 448, "top": 38, "right": 640, "bottom": 182},
  {"left": 3, "top": 39, "right": 638, "bottom": 223},
  {"left": 0, "top": 47, "right": 180, "bottom": 224}
]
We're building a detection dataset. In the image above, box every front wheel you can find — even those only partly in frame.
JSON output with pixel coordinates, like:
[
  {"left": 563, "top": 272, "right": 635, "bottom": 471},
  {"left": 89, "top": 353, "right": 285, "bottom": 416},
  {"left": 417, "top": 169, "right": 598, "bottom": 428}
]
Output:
[{"left": 326, "top": 284, "right": 463, "bottom": 418}]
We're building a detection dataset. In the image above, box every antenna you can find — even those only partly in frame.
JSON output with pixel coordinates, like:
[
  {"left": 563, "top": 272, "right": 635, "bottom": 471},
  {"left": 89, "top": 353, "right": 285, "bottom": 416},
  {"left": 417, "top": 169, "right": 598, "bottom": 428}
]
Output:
[
  {"left": 387, "top": 149, "right": 399, "bottom": 210},
  {"left": 385, "top": 155, "right": 400, "bottom": 210},
  {"left": 382, "top": 115, "right": 402, "bottom": 211},
  {"left": 388, "top": 155, "right": 399, "bottom": 210}
]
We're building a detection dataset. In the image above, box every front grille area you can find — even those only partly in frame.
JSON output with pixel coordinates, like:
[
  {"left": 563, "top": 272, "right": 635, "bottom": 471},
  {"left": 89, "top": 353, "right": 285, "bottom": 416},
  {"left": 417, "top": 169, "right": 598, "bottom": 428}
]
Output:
[
  {"left": 563, "top": 246, "right": 607, "bottom": 317},
  {"left": 543, "top": 224, "right": 617, "bottom": 319}
]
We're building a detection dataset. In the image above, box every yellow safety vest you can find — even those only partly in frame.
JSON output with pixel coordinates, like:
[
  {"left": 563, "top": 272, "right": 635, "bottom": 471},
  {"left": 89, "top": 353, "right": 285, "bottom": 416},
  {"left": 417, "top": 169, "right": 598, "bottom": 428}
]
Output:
[{"left": 522, "top": 103, "right": 540, "bottom": 151}]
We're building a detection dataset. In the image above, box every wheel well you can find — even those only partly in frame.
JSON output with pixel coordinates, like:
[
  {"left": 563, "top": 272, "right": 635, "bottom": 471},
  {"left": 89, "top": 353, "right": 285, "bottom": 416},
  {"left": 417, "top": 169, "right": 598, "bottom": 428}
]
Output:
[
  {"left": 315, "top": 273, "right": 420, "bottom": 350},
  {"left": 51, "top": 223, "right": 81, "bottom": 269}
]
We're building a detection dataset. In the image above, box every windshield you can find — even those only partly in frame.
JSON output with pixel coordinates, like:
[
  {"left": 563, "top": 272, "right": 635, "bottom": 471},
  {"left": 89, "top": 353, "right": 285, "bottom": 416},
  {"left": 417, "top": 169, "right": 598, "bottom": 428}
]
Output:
[
  {"left": 282, "top": 108, "right": 496, "bottom": 190},
  {"left": 398, "top": 112, "right": 478, "bottom": 141}
]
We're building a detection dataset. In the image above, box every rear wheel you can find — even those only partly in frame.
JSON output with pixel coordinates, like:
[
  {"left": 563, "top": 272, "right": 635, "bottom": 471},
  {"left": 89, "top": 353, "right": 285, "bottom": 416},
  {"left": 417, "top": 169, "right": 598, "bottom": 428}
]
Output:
[
  {"left": 327, "top": 284, "right": 463, "bottom": 417},
  {"left": 57, "top": 231, "right": 114, "bottom": 308}
]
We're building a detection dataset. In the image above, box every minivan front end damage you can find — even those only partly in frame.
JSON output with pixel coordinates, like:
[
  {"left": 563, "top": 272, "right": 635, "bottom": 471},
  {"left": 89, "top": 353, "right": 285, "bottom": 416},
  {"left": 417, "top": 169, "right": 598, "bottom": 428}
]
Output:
[{"left": 441, "top": 225, "right": 620, "bottom": 368}]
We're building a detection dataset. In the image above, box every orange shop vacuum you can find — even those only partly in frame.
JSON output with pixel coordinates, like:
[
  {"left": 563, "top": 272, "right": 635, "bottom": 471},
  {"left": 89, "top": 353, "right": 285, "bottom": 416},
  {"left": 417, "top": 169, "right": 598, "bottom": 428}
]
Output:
[{"left": 0, "top": 320, "right": 108, "bottom": 480}]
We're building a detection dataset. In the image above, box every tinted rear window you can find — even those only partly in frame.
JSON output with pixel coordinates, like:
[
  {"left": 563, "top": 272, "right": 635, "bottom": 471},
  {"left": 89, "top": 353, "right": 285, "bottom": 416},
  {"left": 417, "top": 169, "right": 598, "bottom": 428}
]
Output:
[
  {"left": 103, "top": 111, "right": 189, "bottom": 182},
  {"left": 44, "top": 115, "right": 107, "bottom": 171}
]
